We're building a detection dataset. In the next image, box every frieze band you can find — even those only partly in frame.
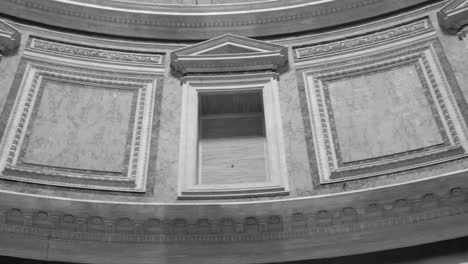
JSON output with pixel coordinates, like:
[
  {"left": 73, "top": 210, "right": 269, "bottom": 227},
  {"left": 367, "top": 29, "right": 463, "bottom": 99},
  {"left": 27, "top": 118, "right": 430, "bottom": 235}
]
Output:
[
  {"left": 28, "top": 37, "right": 163, "bottom": 65},
  {"left": 0, "top": 186, "right": 464, "bottom": 243}
]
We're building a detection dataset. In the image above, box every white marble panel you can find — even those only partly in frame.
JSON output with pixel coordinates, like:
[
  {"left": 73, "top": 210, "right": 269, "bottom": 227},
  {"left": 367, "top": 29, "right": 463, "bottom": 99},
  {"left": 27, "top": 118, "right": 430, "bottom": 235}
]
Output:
[
  {"left": 200, "top": 136, "right": 267, "bottom": 184},
  {"left": 327, "top": 65, "right": 444, "bottom": 162},
  {"left": 23, "top": 80, "right": 134, "bottom": 172}
]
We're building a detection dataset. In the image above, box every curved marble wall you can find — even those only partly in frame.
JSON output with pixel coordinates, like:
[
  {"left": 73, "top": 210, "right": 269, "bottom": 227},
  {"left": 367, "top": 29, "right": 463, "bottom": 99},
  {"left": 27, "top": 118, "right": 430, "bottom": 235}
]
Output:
[{"left": 0, "top": 0, "right": 467, "bottom": 263}]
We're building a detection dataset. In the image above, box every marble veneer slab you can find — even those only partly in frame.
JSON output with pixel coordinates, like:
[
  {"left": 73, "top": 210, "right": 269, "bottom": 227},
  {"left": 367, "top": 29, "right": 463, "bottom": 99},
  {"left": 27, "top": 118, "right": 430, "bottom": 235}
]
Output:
[
  {"left": 0, "top": 58, "right": 161, "bottom": 192},
  {"left": 22, "top": 79, "right": 135, "bottom": 173},
  {"left": 297, "top": 19, "right": 468, "bottom": 183},
  {"left": 328, "top": 64, "right": 445, "bottom": 163}
]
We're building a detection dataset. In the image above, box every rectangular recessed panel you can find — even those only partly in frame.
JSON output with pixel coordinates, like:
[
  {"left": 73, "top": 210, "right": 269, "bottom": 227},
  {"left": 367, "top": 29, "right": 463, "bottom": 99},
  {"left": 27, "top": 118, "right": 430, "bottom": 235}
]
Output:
[
  {"left": 22, "top": 79, "right": 134, "bottom": 172},
  {"left": 200, "top": 136, "right": 267, "bottom": 184},
  {"left": 198, "top": 91, "right": 267, "bottom": 185},
  {"left": 200, "top": 92, "right": 263, "bottom": 115},
  {"left": 201, "top": 115, "right": 264, "bottom": 138},
  {"left": 327, "top": 65, "right": 444, "bottom": 163}
]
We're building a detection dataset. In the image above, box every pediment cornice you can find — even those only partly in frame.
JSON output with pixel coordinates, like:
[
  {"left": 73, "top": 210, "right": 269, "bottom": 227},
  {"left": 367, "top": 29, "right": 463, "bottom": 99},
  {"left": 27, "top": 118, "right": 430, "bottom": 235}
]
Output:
[{"left": 170, "top": 34, "right": 288, "bottom": 76}]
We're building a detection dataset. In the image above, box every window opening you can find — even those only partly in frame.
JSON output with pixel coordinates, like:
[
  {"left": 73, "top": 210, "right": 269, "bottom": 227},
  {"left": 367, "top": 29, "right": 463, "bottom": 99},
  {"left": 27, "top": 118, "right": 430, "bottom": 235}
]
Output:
[{"left": 197, "top": 91, "right": 268, "bottom": 185}]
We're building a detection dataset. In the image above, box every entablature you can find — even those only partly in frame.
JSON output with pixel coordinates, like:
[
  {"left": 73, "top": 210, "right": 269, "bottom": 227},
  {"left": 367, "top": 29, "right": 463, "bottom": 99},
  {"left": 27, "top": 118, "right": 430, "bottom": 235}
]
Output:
[{"left": 0, "top": 0, "right": 433, "bottom": 40}]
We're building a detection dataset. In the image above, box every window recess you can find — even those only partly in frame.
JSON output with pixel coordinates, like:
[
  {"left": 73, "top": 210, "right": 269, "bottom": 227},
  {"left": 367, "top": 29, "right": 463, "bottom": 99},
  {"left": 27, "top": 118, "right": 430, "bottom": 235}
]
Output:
[
  {"left": 198, "top": 91, "right": 267, "bottom": 185},
  {"left": 171, "top": 34, "right": 289, "bottom": 199}
]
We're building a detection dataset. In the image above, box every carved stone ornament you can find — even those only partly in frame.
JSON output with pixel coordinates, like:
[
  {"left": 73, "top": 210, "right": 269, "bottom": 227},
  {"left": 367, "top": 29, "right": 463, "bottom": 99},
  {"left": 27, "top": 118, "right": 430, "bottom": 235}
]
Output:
[
  {"left": 438, "top": 0, "right": 468, "bottom": 34},
  {"left": 170, "top": 34, "right": 288, "bottom": 77},
  {"left": 0, "top": 0, "right": 433, "bottom": 40},
  {"left": 27, "top": 37, "right": 163, "bottom": 66},
  {"left": 0, "top": 19, "right": 21, "bottom": 56}
]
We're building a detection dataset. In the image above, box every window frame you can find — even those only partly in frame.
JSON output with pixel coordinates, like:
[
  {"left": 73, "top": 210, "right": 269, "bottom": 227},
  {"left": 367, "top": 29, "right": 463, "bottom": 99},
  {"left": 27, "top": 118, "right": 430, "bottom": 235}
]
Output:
[{"left": 177, "top": 72, "right": 289, "bottom": 199}]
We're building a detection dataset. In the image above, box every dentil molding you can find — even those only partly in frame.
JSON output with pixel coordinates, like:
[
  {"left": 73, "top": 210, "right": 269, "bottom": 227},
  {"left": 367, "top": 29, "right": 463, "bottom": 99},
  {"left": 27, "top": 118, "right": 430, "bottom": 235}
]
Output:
[{"left": 0, "top": 0, "right": 433, "bottom": 39}]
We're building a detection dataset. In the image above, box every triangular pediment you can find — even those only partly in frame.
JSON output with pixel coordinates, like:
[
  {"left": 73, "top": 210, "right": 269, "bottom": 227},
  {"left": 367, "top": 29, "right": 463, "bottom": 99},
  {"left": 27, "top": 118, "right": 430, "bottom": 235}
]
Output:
[
  {"left": 171, "top": 34, "right": 288, "bottom": 76},
  {"left": 173, "top": 34, "right": 285, "bottom": 56},
  {"left": 196, "top": 43, "right": 259, "bottom": 55}
]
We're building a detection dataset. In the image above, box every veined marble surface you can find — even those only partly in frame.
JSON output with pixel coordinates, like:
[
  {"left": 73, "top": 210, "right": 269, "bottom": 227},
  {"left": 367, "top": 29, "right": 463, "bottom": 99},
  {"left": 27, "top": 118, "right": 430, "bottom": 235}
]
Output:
[
  {"left": 0, "top": 7, "right": 468, "bottom": 202},
  {"left": 200, "top": 137, "right": 267, "bottom": 184},
  {"left": 23, "top": 80, "right": 134, "bottom": 173},
  {"left": 327, "top": 65, "right": 444, "bottom": 163}
]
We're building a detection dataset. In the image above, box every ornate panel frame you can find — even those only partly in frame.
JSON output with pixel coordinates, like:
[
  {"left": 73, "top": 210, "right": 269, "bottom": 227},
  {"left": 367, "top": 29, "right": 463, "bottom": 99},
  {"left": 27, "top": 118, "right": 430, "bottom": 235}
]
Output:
[
  {"left": 27, "top": 37, "right": 163, "bottom": 66},
  {"left": 295, "top": 18, "right": 468, "bottom": 184},
  {"left": 295, "top": 19, "right": 433, "bottom": 60},
  {"left": 178, "top": 73, "right": 289, "bottom": 199},
  {"left": 0, "top": 37, "right": 164, "bottom": 192},
  {"left": 304, "top": 45, "right": 468, "bottom": 183}
]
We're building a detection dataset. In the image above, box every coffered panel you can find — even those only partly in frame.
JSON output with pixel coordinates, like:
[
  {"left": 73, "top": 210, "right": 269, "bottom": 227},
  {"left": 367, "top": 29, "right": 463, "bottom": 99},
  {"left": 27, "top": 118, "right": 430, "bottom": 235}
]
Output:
[
  {"left": 22, "top": 79, "right": 135, "bottom": 173},
  {"left": 328, "top": 64, "right": 445, "bottom": 163},
  {"left": 296, "top": 19, "right": 468, "bottom": 184},
  {"left": 0, "top": 37, "right": 164, "bottom": 192}
]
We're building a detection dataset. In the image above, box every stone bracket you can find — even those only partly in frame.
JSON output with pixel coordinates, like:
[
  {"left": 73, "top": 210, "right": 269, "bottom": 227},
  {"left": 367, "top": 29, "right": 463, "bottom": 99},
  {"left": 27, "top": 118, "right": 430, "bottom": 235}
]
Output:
[
  {"left": 438, "top": 0, "right": 468, "bottom": 34},
  {"left": 0, "top": 20, "right": 21, "bottom": 56}
]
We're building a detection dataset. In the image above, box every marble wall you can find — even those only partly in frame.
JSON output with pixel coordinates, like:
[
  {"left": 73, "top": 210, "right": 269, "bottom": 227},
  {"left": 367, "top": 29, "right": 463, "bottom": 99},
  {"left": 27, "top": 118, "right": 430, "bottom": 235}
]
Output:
[
  {"left": 0, "top": 2, "right": 467, "bottom": 202},
  {"left": 327, "top": 65, "right": 443, "bottom": 163},
  {"left": 23, "top": 79, "right": 134, "bottom": 172},
  {"left": 0, "top": 2, "right": 468, "bottom": 263}
]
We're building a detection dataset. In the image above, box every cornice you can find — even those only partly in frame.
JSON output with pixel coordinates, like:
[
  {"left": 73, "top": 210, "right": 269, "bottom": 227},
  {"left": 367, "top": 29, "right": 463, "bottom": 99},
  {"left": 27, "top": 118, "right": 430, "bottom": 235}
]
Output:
[
  {"left": 0, "top": 19, "right": 21, "bottom": 56},
  {"left": 171, "top": 34, "right": 288, "bottom": 76},
  {"left": 0, "top": 0, "right": 433, "bottom": 40},
  {"left": 0, "top": 169, "right": 466, "bottom": 263},
  {"left": 438, "top": 0, "right": 468, "bottom": 34},
  {"left": 0, "top": 187, "right": 465, "bottom": 244}
]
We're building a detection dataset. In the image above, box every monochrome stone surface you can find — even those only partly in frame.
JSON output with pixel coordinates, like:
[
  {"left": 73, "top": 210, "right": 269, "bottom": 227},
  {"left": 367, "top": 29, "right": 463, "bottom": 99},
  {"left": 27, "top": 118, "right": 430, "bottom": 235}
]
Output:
[
  {"left": 0, "top": 0, "right": 467, "bottom": 263},
  {"left": 23, "top": 80, "right": 134, "bottom": 172}
]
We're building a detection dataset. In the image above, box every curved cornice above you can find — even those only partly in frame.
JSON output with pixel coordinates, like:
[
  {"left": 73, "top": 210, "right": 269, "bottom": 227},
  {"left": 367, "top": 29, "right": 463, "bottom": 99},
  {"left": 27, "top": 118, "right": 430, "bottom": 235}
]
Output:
[
  {"left": 0, "top": 0, "right": 433, "bottom": 40},
  {"left": 0, "top": 19, "right": 21, "bottom": 56}
]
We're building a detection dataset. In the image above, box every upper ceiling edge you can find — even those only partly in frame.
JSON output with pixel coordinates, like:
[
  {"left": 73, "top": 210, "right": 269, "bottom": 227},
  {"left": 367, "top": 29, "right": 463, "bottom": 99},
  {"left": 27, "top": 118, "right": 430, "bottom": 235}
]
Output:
[{"left": 0, "top": 0, "right": 436, "bottom": 40}]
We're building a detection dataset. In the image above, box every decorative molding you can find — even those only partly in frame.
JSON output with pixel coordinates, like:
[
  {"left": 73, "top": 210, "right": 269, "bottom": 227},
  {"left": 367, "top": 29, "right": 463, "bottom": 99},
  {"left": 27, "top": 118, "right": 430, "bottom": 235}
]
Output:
[
  {"left": 171, "top": 34, "right": 288, "bottom": 76},
  {"left": 177, "top": 73, "right": 289, "bottom": 199},
  {"left": 172, "top": 35, "right": 289, "bottom": 199},
  {"left": 296, "top": 18, "right": 468, "bottom": 184},
  {"left": 438, "top": 0, "right": 468, "bottom": 34},
  {"left": 0, "top": 0, "right": 433, "bottom": 39},
  {"left": 295, "top": 19, "right": 433, "bottom": 59},
  {"left": 27, "top": 37, "right": 163, "bottom": 66},
  {"left": 0, "top": 58, "right": 161, "bottom": 192},
  {"left": 0, "top": 19, "right": 21, "bottom": 56},
  {"left": 303, "top": 44, "right": 468, "bottom": 183},
  {"left": 0, "top": 186, "right": 464, "bottom": 243}
]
